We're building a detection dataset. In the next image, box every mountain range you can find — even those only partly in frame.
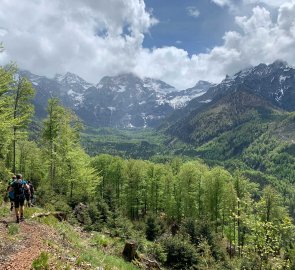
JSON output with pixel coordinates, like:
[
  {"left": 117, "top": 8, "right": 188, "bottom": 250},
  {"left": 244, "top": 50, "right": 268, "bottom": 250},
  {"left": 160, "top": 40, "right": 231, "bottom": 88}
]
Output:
[
  {"left": 165, "top": 60, "right": 295, "bottom": 125},
  {"left": 20, "top": 70, "right": 213, "bottom": 128},
  {"left": 162, "top": 60, "right": 295, "bottom": 166},
  {"left": 21, "top": 60, "right": 295, "bottom": 153},
  {"left": 20, "top": 60, "right": 295, "bottom": 183}
]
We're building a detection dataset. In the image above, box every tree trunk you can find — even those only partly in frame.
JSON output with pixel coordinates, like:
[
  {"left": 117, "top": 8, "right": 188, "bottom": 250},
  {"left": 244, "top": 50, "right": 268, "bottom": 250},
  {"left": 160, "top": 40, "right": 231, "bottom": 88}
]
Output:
[{"left": 13, "top": 126, "right": 16, "bottom": 174}]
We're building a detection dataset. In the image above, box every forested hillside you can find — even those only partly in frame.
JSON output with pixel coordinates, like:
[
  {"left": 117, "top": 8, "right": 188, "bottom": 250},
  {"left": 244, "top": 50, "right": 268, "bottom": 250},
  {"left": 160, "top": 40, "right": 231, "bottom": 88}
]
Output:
[
  {"left": 162, "top": 63, "right": 295, "bottom": 227},
  {"left": 1, "top": 57, "right": 295, "bottom": 270}
]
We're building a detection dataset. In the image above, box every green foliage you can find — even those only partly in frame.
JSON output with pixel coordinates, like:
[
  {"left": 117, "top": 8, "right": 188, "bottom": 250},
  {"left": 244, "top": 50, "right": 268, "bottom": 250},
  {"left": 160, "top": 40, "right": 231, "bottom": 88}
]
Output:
[
  {"left": 107, "top": 211, "right": 135, "bottom": 238},
  {"left": 145, "top": 242, "right": 167, "bottom": 263},
  {"left": 1, "top": 57, "right": 295, "bottom": 270},
  {"left": 91, "top": 233, "right": 110, "bottom": 248},
  {"left": 0, "top": 203, "right": 9, "bottom": 218},
  {"left": 8, "top": 224, "right": 19, "bottom": 235},
  {"left": 197, "top": 120, "right": 268, "bottom": 160},
  {"left": 32, "top": 252, "right": 49, "bottom": 270},
  {"left": 82, "top": 127, "right": 168, "bottom": 159},
  {"left": 0, "top": 65, "right": 16, "bottom": 160},
  {"left": 161, "top": 235, "right": 198, "bottom": 269},
  {"left": 145, "top": 215, "right": 164, "bottom": 241}
]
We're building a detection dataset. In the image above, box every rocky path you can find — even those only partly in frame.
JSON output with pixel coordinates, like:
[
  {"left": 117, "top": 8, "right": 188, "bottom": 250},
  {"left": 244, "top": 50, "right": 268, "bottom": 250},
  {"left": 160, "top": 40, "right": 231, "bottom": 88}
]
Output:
[{"left": 0, "top": 213, "right": 55, "bottom": 270}]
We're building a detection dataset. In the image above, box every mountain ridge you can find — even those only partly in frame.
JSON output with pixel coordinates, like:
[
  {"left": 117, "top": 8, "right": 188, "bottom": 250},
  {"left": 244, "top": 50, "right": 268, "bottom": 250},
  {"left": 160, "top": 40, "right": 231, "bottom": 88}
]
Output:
[{"left": 20, "top": 70, "right": 213, "bottom": 128}]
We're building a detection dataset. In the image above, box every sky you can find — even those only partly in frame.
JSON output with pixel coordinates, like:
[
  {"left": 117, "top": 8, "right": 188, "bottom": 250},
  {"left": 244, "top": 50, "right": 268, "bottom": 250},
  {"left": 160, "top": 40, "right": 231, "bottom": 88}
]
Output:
[{"left": 0, "top": 0, "right": 295, "bottom": 89}]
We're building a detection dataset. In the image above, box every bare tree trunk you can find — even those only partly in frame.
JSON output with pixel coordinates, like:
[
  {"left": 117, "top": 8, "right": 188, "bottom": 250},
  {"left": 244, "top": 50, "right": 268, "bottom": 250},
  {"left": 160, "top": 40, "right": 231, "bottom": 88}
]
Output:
[{"left": 13, "top": 126, "right": 16, "bottom": 174}]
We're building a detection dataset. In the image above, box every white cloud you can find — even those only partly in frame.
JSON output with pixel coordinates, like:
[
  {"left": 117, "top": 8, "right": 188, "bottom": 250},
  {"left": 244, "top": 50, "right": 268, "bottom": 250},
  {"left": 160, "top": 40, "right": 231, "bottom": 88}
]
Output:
[
  {"left": 212, "top": 0, "right": 295, "bottom": 10},
  {"left": 186, "top": 6, "right": 200, "bottom": 18},
  {"left": 243, "top": 0, "right": 294, "bottom": 7},
  {"left": 0, "top": 0, "right": 295, "bottom": 89},
  {"left": 0, "top": 0, "right": 157, "bottom": 81},
  {"left": 134, "top": 4, "right": 295, "bottom": 88},
  {"left": 211, "top": 0, "right": 233, "bottom": 7}
]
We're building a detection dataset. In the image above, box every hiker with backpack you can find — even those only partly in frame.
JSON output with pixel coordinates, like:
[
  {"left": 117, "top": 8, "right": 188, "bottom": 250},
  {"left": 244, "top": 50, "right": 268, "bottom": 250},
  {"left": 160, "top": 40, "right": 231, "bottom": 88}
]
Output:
[
  {"left": 8, "top": 174, "right": 30, "bottom": 223},
  {"left": 7, "top": 175, "right": 16, "bottom": 211},
  {"left": 25, "top": 180, "right": 35, "bottom": 207}
]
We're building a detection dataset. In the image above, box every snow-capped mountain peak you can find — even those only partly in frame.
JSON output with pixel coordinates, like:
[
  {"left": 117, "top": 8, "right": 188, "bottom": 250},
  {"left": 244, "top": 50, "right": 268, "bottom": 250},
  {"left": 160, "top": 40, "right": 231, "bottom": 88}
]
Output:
[
  {"left": 55, "top": 72, "right": 93, "bottom": 90},
  {"left": 143, "top": 77, "right": 176, "bottom": 94},
  {"left": 199, "top": 60, "right": 295, "bottom": 111},
  {"left": 22, "top": 70, "right": 213, "bottom": 128}
]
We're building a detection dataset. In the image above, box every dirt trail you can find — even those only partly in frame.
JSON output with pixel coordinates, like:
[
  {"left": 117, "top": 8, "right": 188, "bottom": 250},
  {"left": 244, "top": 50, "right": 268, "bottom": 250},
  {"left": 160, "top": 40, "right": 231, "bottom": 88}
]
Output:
[{"left": 0, "top": 213, "right": 55, "bottom": 270}]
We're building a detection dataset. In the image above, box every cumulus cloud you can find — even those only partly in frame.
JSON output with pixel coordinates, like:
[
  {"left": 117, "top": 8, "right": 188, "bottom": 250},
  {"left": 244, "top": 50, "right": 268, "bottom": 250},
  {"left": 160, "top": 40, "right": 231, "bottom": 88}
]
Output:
[
  {"left": 0, "top": 0, "right": 295, "bottom": 89},
  {"left": 134, "top": 3, "right": 295, "bottom": 88},
  {"left": 186, "top": 6, "right": 200, "bottom": 18},
  {"left": 243, "top": 0, "right": 294, "bottom": 7},
  {"left": 0, "top": 0, "right": 157, "bottom": 81}
]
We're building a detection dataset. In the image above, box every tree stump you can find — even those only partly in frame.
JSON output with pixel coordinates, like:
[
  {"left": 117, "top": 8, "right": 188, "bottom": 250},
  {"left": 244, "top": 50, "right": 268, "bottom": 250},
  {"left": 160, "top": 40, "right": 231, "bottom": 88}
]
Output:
[{"left": 122, "top": 240, "right": 137, "bottom": 261}]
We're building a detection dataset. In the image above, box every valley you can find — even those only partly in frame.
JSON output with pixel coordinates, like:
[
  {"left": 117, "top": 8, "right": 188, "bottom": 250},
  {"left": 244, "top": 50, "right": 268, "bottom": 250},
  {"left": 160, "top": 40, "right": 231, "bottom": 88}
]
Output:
[{"left": 1, "top": 59, "right": 295, "bottom": 269}]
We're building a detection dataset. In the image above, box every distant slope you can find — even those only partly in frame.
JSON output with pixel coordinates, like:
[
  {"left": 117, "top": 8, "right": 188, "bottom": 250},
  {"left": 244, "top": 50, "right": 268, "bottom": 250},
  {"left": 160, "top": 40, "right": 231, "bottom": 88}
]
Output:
[
  {"left": 162, "top": 61, "right": 295, "bottom": 183},
  {"left": 162, "top": 60, "right": 295, "bottom": 129},
  {"left": 167, "top": 89, "right": 283, "bottom": 145}
]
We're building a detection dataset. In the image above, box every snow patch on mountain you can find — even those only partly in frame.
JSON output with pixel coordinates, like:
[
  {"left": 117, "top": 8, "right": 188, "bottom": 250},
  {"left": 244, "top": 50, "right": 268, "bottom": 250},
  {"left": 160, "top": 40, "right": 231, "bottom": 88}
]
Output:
[
  {"left": 279, "top": 75, "right": 288, "bottom": 83},
  {"left": 168, "top": 91, "right": 207, "bottom": 109},
  {"left": 143, "top": 78, "right": 175, "bottom": 94},
  {"left": 118, "top": 85, "right": 126, "bottom": 93},
  {"left": 67, "top": 89, "right": 84, "bottom": 105},
  {"left": 21, "top": 69, "right": 214, "bottom": 128}
]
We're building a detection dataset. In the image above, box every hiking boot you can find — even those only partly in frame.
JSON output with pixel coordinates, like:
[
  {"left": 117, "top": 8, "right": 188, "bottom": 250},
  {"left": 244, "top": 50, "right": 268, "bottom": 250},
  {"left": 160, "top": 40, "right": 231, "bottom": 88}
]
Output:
[
  {"left": 16, "top": 217, "right": 20, "bottom": 223},
  {"left": 20, "top": 215, "right": 24, "bottom": 222}
]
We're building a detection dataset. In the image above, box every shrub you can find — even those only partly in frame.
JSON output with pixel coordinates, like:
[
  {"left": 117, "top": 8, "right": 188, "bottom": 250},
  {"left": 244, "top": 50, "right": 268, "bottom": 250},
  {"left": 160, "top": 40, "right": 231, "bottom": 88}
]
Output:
[
  {"left": 146, "top": 215, "right": 163, "bottom": 241},
  {"left": 161, "top": 235, "right": 198, "bottom": 269},
  {"left": 181, "top": 218, "right": 213, "bottom": 246},
  {"left": 91, "top": 233, "right": 110, "bottom": 248},
  {"left": 146, "top": 242, "right": 167, "bottom": 263}
]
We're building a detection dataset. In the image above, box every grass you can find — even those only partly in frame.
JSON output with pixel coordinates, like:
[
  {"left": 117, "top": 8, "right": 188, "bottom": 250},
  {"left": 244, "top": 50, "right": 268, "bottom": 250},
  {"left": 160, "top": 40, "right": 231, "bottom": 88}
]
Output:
[
  {"left": 0, "top": 204, "right": 9, "bottom": 218},
  {"left": 8, "top": 223, "right": 19, "bottom": 235},
  {"left": 36, "top": 212, "right": 139, "bottom": 269},
  {"left": 32, "top": 252, "right": 49, "bottom": 270}
]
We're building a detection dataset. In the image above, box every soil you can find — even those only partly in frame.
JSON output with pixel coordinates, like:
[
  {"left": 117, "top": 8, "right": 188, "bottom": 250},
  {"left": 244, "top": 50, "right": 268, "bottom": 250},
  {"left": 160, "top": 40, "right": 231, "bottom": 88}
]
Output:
[{"left": 0, "top": 212, "right": 57, "bottom": 270}]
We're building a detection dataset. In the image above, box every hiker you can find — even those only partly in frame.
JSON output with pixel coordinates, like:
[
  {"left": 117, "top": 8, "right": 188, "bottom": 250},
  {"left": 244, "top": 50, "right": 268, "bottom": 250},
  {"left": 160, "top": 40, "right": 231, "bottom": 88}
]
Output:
[
  {"left": 26, "top": 180, "right": 35, "bottom": 207},
  {"left": 9, "top": 174, "right": 30, "bottom": 223},
  {"left": 7, "top": 175, "right": 16, "bottom": 211}
]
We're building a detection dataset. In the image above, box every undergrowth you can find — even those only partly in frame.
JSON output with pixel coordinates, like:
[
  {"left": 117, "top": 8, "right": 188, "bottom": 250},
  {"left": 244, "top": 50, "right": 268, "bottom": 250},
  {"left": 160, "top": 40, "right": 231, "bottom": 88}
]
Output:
[{"left": 34, "top": 209, "right": 139, "bottom": 269}]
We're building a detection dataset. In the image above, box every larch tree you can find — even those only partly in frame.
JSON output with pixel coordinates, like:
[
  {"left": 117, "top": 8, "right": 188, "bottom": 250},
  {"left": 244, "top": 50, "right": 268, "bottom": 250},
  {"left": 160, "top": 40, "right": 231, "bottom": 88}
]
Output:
[
  {"left": 11, "top": 75, "right": 35, "bottom": 173},
  {"left": 0, "top": 64, "right": 15, "bottom": 161}
]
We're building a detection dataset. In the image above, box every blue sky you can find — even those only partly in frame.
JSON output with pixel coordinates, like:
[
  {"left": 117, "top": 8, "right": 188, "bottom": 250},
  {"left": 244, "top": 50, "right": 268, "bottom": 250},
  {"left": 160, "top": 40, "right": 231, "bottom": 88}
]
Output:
[
  {"left": 144, "top": 0, "right": 236, "bottom": 55},
  {"left": 0, "top": 0, "right": 295, "bottom": 89}
]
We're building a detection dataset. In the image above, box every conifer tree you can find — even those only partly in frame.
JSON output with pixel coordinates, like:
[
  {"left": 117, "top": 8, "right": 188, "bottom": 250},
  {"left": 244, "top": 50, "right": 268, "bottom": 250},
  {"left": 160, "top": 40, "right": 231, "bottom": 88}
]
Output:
[
  {"left": 0, "top": 64, "right": 15, "bottom": 160},
  {"left": 12, "top": 75, "right": 35, "bottom": 173}
]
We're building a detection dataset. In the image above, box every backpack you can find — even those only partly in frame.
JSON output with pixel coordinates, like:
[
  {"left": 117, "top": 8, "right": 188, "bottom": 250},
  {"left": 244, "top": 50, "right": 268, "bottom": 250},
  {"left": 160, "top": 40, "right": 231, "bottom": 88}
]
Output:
[
  {"left": 12, "top": 179, "right": 28, "bottom": 198},
  {"left": 7, "top": 179, "right": 16, "bottom": 200},
  {"left": 8, "top": 190, "right": 14, "bottom": 200}
]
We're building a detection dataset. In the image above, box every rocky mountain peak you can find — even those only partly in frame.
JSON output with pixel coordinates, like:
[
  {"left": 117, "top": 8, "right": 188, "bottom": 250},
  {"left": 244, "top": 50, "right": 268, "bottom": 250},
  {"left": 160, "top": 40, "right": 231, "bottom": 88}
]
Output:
[
  {"left": 270, "top": 59, "right": 289, "bottom": 69},
  {"left": 21, "top": 69, "right": 212, "bottom": 128},
  {"left": 55, "top": 72, "right": 93, "bottom": 90}
]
